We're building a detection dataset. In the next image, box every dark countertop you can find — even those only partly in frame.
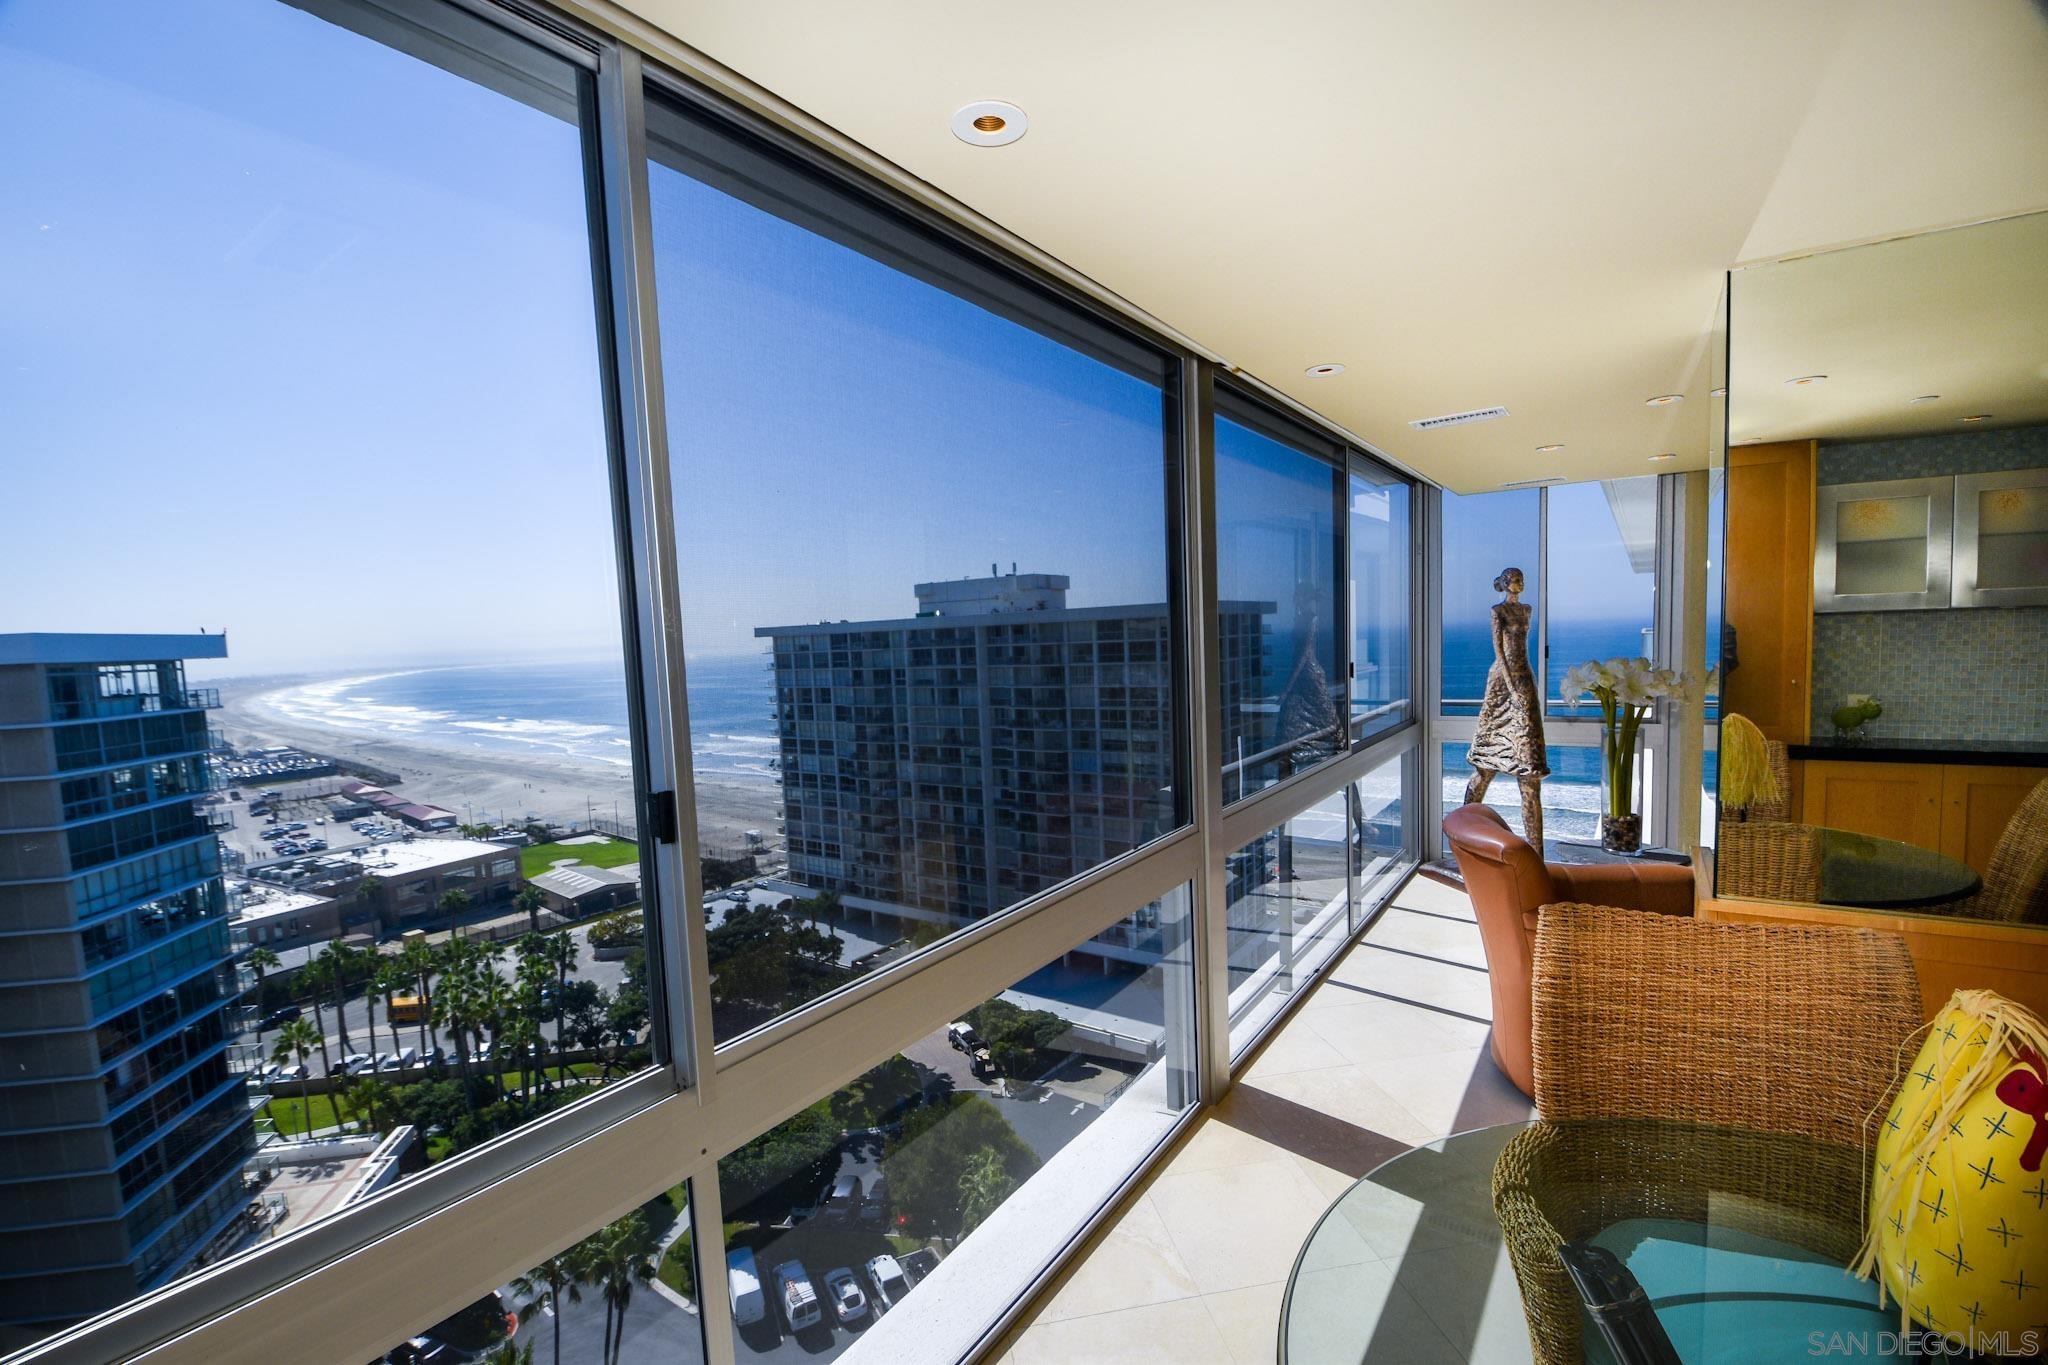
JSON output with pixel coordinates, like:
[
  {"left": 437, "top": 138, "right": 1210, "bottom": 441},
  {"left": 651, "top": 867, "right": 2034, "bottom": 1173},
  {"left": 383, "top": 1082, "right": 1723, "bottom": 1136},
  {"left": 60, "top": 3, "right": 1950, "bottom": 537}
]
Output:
[{"left": 1789, "top": 737, "right": 2048, "bottom": 768}]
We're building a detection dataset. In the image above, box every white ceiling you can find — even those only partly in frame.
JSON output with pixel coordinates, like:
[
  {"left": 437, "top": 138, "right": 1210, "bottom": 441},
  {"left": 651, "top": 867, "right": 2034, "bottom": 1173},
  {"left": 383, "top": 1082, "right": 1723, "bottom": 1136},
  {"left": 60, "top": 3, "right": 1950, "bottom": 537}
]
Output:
[
  {"left": 1732, "top": 211, "right": 2048, "bottom": 445},
  {"left": 604, "top": 0, "right": 2048, "bottom": 491}
]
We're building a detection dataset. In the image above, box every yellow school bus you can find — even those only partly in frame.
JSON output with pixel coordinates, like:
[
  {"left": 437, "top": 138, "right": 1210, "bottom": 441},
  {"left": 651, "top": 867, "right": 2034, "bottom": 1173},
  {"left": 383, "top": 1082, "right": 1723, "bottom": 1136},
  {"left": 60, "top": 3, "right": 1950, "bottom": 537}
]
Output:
[{"left": 388, "top": 994, "right": 428, "bottom": 1026}]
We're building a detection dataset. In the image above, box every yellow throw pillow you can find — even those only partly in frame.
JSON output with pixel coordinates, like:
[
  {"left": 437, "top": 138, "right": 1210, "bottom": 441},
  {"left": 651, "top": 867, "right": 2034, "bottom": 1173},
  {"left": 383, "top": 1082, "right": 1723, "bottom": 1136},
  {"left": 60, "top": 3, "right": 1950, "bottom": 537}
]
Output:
[{"left": 1861, "top": 990, "right": 2048, "bottom": 1353}]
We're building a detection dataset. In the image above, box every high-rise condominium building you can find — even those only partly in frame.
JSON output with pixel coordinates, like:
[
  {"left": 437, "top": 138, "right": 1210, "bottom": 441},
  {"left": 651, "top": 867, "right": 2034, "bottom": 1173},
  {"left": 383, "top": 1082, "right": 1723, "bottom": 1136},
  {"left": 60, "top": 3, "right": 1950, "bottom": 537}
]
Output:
[
  {"left": 0, "top": 635, "right": 250, "bottom": 1334},
  {"left": 758, "top": 574, "right": 1269, "bottom": 958}
]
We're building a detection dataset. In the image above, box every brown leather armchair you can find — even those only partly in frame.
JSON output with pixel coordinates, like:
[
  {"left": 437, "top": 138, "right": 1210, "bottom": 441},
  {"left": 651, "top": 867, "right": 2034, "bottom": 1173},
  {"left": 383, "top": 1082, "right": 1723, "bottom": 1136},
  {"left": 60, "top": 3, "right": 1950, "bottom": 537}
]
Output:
[{"left": 1442, "top": 804, "right": 1694, "bottom": 1095}]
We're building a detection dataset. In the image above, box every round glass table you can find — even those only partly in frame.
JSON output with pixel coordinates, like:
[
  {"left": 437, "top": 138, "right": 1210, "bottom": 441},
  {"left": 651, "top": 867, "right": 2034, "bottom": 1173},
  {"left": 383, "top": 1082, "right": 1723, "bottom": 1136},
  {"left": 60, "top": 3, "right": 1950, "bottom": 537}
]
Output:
[
  {"left": 1280, "top": 1119, "right": 1890, "bottom": 1364},
  {"left": 1811, "top": 827, "right": 1980, "bottom": 909}
]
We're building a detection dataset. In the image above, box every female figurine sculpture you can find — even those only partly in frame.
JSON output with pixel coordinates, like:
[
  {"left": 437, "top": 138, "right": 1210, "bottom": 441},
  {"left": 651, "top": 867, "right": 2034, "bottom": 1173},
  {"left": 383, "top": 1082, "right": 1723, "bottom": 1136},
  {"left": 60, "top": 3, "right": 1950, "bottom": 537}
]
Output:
[{"left": 1463, "top": 567, "right": 1549, "bottom": 850}]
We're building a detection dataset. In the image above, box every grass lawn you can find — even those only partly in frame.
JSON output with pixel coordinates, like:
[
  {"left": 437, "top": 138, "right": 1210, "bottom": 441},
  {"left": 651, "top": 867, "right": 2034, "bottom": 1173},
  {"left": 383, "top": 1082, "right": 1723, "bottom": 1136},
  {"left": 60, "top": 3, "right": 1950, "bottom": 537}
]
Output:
[
  {"left": 520, "top": 837, "right": 639, "bottom": 879},
  {"left": 262, "top": 1093, "right": 356, "bottom": 1137}
]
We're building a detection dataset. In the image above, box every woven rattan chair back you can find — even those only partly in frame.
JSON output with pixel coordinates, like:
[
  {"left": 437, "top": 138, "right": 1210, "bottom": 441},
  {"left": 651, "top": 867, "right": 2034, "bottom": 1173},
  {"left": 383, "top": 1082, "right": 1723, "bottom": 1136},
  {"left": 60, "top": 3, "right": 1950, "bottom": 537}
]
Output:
[
  {"left": 1747, "top": 739, "right": 1792, "bottom": 823},
  {"left": 1952, "top": 777, "right": 2048, "bottom": 924},
  {"left": 1713, "top": 819, "right": 1820, "bottom": 901},
  {"left": 1531, "top": 903, "right": 1920, "bottom": 1147}
]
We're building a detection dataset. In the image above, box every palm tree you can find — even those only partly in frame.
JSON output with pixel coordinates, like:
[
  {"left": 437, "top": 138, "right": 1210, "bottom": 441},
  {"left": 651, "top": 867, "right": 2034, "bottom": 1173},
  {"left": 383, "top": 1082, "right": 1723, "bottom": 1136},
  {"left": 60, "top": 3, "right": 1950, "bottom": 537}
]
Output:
[
  {"left": 271, "top": 1018, "right": 322, "bottom": 1133},
  {"left": 297, "top": 957, "right": 332, "bottom": 1075},
  {"left": 480, "top": 1340, "right": 533, "bottom": 1365},
  {"left": 398, "top": 937, "right": 439, "bottom": 1059},
  {"left": 244, "top": 944, "right": 281, "bottom": 1013},
  {"left": 317, "top": 939, "right": 361, "bottom": 1055},
  {"left": 957, "top": 1146, "right": 1017, "bottom": 1235},
  {"left": 510, "top": 1252, "right": 585, "bottom": 1365},
  {"left": 546, "top": 933, "right": 579, "bottom": 1083},
  {"left": 515, "top": 885, "right": 546, "bottom": 936},
  {"left": 581, "top": 1213, "right": 655, "bottom": 1365},
  {"left": 438, "top": 887, "right": 471, "bottom": 940},
  {"left": 341, "top": 1075, "right": 387, "bottom": 1135},
  {"left": 371, "top": 959, "right": 408, "bottom": 1059}
]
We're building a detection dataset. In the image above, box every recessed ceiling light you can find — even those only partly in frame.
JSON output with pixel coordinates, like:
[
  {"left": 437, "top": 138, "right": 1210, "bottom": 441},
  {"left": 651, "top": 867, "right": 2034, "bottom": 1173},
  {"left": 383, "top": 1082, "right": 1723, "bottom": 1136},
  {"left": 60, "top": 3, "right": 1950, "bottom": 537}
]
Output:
[
  {"left": 1710, "top": 387, "right": 1727, "bottom": 398},
  {"left": 1785, "top": 374, "right": 1827, "bottom": 387},
  {"left": 1961, "top": 414, "right": 1992, "bottom": 423},
  {"left": 1645, "top": 393, "right": 1684, "bottom": 407},
  {"left": 951, "top": 101, "right": 1027, "bottom": 147},
  {"left": 1908, "top": 394, "right": 1941, "bottom": 405},
  {"left": 1304, "top": 363, "right": 1345, "bottom": 378},
  {"left": 1648, "top": 452, "right": 1678, "bottom": 462}
]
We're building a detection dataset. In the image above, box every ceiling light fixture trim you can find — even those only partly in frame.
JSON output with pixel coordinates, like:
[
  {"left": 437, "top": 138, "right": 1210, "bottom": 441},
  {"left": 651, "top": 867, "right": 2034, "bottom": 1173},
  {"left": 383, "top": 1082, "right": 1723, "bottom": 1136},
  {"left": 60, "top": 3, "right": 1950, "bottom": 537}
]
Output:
[{"left": 951, "top": 101, "right": 1028, "bottom": 147}]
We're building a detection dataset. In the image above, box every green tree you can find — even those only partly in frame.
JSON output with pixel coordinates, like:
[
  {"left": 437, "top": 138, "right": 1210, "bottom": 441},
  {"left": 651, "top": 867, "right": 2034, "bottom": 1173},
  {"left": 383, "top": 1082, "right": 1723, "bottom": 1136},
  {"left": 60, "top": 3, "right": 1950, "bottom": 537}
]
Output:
[
  {"left": 957, "top": 1146, "right": 1017, "bottom": 1236},
  {"left": 480, "top": 1340, "right": 533, "bottom": 1365},
  {"left": 342, "top": 1075, "right": 388, "bottom": 1135},
  {"left": 545, "top": 932, "right": 579, "bottom": 1080},
  {"left": 271, "top": 1017, "right": 323, "bottom": 1113},
  {"left": 439, "top": 886, "right": 471, "bottom": 940},
  {"left": 881, "top": 1094, "right": 1038, "bottom": 1239},
  {"left": 510, "top": 1251, "right": 585, "bottom": 1365},
  {"left": 244, "top": 944, "right": 281, "bottom": 1009},
  {"left": 372, "top": 958, "right": 410, "bottom": 1058},
  {"left": 315, "top": 938, "right": 363, "bottom": 1055},
  {"left": 398, "top": 936, "right": 439, "bottom": 1058},
  {"left": 515, "top": 885, "right": 546, "bottom": 935},
  {"left": 718, "top": 1101, "right": 841, "bottom": 1219},
  {"left": 580, "top": 1212, "right": 656, "bottom": 1365}
]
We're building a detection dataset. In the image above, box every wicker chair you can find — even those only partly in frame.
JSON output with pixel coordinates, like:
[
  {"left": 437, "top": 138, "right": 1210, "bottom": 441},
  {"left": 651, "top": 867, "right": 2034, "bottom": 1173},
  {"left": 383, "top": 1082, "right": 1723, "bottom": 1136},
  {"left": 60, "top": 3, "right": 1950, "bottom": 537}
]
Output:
[
  {"left": 1713, "top": 818, "right": 1820, "bottom": 901},
  {"left": 1947, "top": 777, "right": 2048, "bottom": 925},
  {"left": 1749, "top": 738, "right": 1793, "bottom": 822},
  {"left": 1492, "top": 903, "right": 1921, "bottom": 1365}
]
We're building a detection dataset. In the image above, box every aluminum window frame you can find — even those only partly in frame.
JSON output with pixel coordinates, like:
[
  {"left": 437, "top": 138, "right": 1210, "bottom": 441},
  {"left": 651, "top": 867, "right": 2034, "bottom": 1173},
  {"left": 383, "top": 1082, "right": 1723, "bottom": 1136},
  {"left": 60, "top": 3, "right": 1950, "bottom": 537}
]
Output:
[{"left": 6, "top": 2, "right": 1426, "bottom": 1361}]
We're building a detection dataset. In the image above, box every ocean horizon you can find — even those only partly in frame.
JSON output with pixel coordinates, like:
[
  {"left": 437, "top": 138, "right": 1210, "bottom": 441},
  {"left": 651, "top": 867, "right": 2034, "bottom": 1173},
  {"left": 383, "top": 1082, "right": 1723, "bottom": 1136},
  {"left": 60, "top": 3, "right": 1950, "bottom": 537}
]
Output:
[{"left": 256, "top": 620, "right": 1661, "bottom": 836}]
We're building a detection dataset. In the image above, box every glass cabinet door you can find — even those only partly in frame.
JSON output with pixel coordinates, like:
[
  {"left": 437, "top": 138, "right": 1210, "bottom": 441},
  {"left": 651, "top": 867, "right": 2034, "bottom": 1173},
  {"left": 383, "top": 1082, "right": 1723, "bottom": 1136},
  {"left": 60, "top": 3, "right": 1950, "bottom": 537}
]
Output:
[
  {"left": 1814, "top": 476, "right": 1952, "bottom": 612},
  {"left": 1954, "top": 467, "right": 2048, "bottom": 607}
]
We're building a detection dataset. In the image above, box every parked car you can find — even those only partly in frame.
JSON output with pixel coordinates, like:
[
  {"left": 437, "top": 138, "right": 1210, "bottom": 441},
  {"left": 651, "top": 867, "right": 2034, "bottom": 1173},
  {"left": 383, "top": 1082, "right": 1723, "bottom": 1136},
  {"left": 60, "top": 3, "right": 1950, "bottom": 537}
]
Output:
[
  {"left": 864, "top": 1254, "right": 908, "bottom": 1311},
  {"left": 726, "top": 1248, "right": 765, "bottom": 1327},
  {"left": 946, "top": 1022, "right": 983, "bottom": 1054},
  {"left": 258, "top": 1005, "right": 301, "bottom": 1030},
  {"left": 820, "top": 1170, "right": 860, "bottom": 1224},
  {"left": 900, "top": 1248, "right": 941, "bottom": 1287},
  {"left": 275, "top": 1063, "right": 308, "bottom": 1084},
  {"left": 822, "top": 1268, "right": 867, "bottom": 1325},
  {"left": 341, "top": 1053, "right": 375, "bottom": 1076},
  {"left": 858, "top": 1171, "right": 889, "bottom": 1225},
  {"left": 773, "top": 1261, "right": 821, "bottom": 1333}
]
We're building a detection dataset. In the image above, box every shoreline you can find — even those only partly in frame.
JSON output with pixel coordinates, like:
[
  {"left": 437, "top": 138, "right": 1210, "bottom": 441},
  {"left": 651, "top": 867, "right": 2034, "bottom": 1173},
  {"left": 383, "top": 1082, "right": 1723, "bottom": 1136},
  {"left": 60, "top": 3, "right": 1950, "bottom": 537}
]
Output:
[{"left": 217, "top": 680, "right": 782, "bottom": 853}]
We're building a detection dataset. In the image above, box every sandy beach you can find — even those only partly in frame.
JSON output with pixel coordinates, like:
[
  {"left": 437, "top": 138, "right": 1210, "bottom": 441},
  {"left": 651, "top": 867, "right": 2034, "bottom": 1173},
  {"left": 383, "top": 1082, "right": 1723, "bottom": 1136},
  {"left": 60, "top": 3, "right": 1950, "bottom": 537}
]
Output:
[{"left": 216, "top": 680, "right": 784, "bottom": 853}]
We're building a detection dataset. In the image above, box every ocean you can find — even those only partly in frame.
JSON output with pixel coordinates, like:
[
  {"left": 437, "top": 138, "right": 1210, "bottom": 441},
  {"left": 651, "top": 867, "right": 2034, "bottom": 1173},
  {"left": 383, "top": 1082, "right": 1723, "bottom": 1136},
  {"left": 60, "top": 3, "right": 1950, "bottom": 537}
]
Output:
[{"left": 262, "top": 621, "right": 1663, "bottom": 837}]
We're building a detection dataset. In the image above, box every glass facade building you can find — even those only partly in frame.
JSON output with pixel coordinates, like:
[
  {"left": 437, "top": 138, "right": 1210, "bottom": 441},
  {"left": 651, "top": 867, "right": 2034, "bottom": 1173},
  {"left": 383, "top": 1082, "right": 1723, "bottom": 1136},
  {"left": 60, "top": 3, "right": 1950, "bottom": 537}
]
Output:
[{"left": 0, "top": 636, "right": 249, "bottom": 1332}]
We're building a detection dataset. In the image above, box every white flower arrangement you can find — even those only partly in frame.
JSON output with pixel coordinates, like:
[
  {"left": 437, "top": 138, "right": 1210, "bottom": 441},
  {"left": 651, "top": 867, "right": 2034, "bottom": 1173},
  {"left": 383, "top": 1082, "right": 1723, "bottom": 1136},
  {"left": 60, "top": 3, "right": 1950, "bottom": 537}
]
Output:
[{"left": 1561, "top": 657, "right": 1701, "bottom": 823}]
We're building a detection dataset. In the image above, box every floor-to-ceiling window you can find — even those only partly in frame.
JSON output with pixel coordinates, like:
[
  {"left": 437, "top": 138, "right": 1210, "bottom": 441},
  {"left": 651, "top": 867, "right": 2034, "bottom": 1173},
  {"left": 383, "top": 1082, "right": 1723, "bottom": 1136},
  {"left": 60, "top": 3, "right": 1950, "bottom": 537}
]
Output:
[
  {"left": 0, "top": 3, "right": 1421, "bottom": 1362},
  {"left": 1433, "top": 479, "right": 1671, "bottom": 849}
]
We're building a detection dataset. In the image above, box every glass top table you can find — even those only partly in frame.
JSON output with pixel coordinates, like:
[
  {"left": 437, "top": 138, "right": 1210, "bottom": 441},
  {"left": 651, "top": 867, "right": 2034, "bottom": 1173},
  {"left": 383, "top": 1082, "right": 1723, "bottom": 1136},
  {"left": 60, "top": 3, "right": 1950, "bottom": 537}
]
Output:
[
  {"left": 1811, "top": 827, "right": 1981, "bottom": 909},
  {"left": 1281, "top": 1119, "right": 1889, "bottom": 1364}
]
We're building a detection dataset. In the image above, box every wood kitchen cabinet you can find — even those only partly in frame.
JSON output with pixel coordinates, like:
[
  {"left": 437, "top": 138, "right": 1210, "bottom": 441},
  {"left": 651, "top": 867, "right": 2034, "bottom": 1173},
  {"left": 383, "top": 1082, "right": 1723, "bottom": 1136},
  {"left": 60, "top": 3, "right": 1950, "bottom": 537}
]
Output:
[
  {"left": 1722, "top": 441, "right": 1815, "bottom": 743},
  {"left": 1796, "top": 757, "right": 2043, "bottom": 875}
]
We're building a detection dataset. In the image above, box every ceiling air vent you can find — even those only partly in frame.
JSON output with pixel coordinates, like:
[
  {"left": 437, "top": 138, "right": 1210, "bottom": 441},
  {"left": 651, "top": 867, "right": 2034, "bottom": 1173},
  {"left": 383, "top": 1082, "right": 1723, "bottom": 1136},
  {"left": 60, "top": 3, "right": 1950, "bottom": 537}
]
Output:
[
  {"left": 1409, "top": 405, "right": 1510, "bottom": 431},
  {"left": 1500, "top": 477, "right": 1564, "bottom": 489}
]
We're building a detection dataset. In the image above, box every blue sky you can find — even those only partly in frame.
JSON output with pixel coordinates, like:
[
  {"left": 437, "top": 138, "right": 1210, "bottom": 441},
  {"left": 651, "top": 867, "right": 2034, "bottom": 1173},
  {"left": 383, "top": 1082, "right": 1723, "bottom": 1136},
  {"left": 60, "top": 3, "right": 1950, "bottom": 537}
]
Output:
[{"left": 1, "top": 0, "right": 1646, "bottom": 680}]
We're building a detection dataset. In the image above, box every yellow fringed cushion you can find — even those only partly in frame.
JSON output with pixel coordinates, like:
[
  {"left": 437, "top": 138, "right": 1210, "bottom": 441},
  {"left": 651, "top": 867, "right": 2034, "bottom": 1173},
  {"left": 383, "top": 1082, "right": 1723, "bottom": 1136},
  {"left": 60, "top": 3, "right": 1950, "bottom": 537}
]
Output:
[{"left": 1862, "top": 990, "right": 2048, "bottom": 1350}]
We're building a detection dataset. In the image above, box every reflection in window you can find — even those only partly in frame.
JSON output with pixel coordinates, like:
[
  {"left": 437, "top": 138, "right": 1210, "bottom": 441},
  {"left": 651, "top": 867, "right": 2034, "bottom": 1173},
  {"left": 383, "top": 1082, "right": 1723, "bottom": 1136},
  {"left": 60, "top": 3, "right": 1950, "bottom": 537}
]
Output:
[
  {"left": 0, "top": 0, "right": 647, "bottom": 1345},
  {"left": 1544, "top": 479, "right": 1658, "bottom": 713},
  {"left": 1349, "top": 471, "right": 1412, "bottom": 742},
  {"left": 645, "top": 94, "right": 1183, "bottom": 1047},
  {"left": 1215, "top": 412, "right": 1343, "bottom": 801},
  {"left": 1440, "top": 490, "right": 1540, "bottom": 715},
  {"left": 1351, "top": 754, "right": 1414, "bottom": 932},
  {"left": 718, "top": 889, "right": 1194, "bottom": 1362},
  {"left": 1226, "top": 795, "right": 1353, "bottom": 1054}
]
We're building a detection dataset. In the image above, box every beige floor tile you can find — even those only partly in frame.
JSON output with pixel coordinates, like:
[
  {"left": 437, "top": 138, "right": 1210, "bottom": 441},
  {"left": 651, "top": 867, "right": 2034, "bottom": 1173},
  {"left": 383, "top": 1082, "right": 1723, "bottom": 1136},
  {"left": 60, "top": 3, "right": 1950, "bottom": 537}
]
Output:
[
  {"left": 1302, "top": 997, "right": 1490, "bottom": 1068},
  {"left": 1292, "top": 1151, "right": 1363, "bottom": 1203},
  {"left": 1251, "top": 1063, "right": 1437, "bottom": 1147},
  {"left": 1241, "top": 1018, "right": 1349, "bottom": 1080},
  {"left": 1149, "top": 1156, "right": 1372, "bottom": 1295},
  {"left": 1199, "top": 1279, "right": 1287, "bottom": 1365},
  {"left": 1009, "top": 1295, "right": 1237, "bottom": 1365},
  {"left": 1326, "top": 947, "right": 1496, "bottom": 1020},
  {"left": 1365, "top": 907, "right": 1489, "bottom": 969},
  {"left": 1032, "top": 1194, "right": 1200, "bottom": 1324},
  {"left": 1162, "top": 1108, "right": 1301, "bottom": 1175},
  {"left": 1362, "top": 1048, "right": 1533, "bottom": 1140},
  {"left": 1391, "top": 875, "right": 1475, "bottom": 918},
  {"left": 1279, "top": 1259, "right": 1468, "bottom": 1364}
]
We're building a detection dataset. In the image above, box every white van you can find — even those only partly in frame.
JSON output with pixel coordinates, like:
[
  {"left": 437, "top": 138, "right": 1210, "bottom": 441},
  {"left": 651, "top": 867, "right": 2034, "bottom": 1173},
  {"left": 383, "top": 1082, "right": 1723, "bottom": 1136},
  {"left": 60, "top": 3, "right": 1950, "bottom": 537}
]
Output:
[
  {"left": 726, "top": 1248, "right": 765, "bottom": 1327},
  {"left": 774, "top": 1260, "right": 821, "bottom": 1333}
]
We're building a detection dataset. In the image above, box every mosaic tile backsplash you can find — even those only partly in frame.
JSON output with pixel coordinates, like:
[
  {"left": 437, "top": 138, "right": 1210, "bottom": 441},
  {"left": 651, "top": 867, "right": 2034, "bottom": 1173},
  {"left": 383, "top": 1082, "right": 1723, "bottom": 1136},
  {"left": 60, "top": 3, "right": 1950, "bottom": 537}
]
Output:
[{"left": 1810, "top": 426, "right": 2048, "bottom": 743}]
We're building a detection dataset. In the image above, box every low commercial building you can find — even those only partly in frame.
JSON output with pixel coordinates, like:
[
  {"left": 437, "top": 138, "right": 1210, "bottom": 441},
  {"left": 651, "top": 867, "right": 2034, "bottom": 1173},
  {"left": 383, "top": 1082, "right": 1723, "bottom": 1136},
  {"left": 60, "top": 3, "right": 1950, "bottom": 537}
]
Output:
[
  {"left": 347, "top": 839, "right": 521, "bottom": 927},
  {"left": 229, "top": 881, "right": 341, "bottom": 949},
  {"left": 528, "top": 861, "right": 640, "bottom": 916}
]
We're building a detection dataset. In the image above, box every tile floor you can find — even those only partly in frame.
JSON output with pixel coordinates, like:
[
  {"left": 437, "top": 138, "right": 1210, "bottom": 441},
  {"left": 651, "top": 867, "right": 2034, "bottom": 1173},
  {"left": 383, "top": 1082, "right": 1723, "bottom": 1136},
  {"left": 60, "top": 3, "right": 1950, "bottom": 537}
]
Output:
[{"left": 991, "top": 872, "right": 1538, "bottom": 1364}]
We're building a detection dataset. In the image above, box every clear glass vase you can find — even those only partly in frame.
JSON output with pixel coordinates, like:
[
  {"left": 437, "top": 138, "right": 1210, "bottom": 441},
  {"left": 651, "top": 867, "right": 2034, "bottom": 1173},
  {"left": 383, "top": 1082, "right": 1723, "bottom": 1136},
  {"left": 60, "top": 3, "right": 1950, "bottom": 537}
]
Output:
[{"left": 1599, "top": 725, "right": 1642, "bottom": 854}]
